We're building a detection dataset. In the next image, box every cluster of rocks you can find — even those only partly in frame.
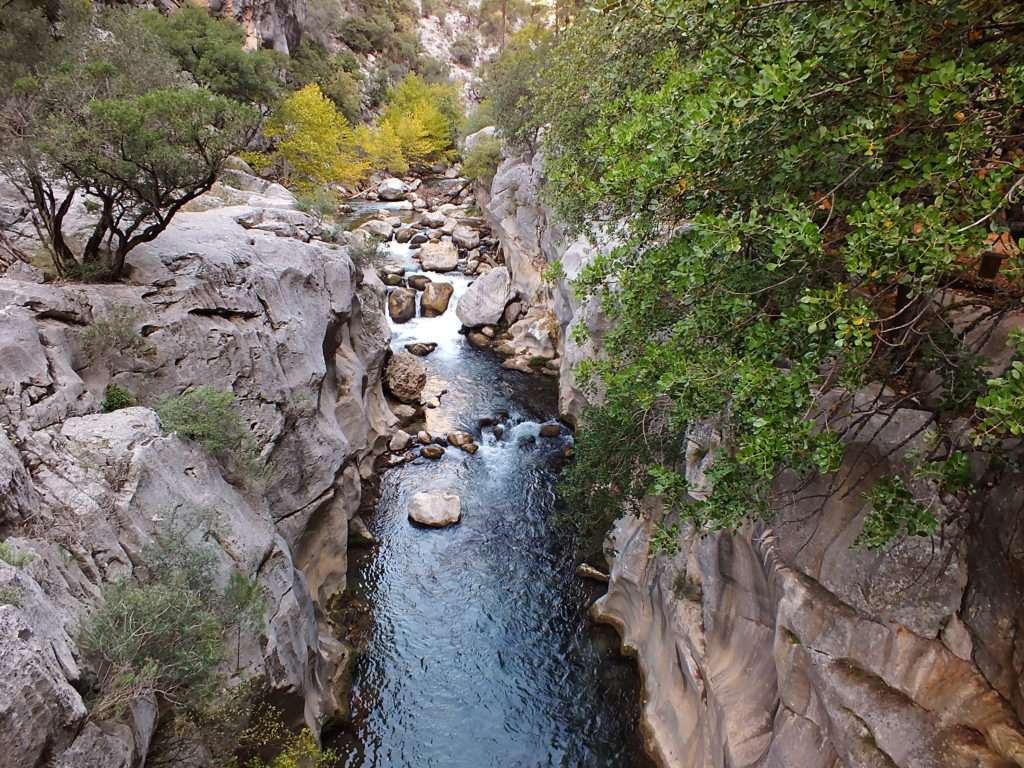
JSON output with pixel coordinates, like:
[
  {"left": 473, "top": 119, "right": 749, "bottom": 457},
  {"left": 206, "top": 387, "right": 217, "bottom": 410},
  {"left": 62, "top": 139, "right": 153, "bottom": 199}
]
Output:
[{"left": 454, "top": 266, "right": 561, "bottom": 376}]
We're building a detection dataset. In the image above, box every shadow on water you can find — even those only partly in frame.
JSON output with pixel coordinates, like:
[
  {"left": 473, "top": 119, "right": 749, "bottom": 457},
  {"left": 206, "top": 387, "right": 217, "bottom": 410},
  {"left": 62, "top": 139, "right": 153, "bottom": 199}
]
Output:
[{"left": 328, "top": 223, "right": 652, "bottom": 768}]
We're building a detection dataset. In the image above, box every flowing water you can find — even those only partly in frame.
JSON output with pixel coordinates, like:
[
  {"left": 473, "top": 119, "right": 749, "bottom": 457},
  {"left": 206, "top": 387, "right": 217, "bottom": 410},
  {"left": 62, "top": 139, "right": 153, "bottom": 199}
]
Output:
[{"left": 334, "top": 205, "right": 651, "bottom": 768}]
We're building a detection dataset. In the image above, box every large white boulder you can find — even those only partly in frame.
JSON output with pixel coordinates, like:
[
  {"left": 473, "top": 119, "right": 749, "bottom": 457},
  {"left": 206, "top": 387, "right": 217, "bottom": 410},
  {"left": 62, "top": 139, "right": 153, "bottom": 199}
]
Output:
[
  {"left": 457, "top": 266, "right": 513, "bottom": 328},
  {"left": 407, "top": 491, "right": 461, "bottom": 527},
  {"left": 378, "top": 178, "right": 408, "bottom": 201},
  {"left": 418, "top": 241, "right": 458, "bottom": 272}
]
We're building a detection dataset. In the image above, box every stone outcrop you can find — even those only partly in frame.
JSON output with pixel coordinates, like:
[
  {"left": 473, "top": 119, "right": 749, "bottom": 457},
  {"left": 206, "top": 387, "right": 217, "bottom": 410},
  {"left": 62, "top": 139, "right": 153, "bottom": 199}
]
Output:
[
  {"left": 455, "top": 266, "right": 513, "bottom": 328},
  {"left": 0, "top": 175, "right": 394, "bottom": 765},
  {"left": 482, "top": 148, "right": 1024, "bottom": 768}
]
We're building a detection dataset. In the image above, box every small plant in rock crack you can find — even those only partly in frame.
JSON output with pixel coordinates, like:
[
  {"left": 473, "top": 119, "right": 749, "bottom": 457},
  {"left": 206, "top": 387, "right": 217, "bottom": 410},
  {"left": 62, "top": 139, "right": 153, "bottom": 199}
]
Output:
[
  {"left": 102, "top": 384, "right": 137, "bottom": 413},
  {"left": 649, "top": 520, "right": 681, "bottom": 557},
  {"left": 0, "top": 540, "right": 33, "bottom": 567},
  {"left": 81, "top": 306, "right": 145, "bottom": 362},
  {"left": 349, "top": 236, "right": 387, "bottom": 270},
  {"left": 158, "top": 387, "right": 251, "bottom": 457},
  {"left": 856, "top": 475, "right": 937, "bottom": 550},
  {"left": 0, "top": 585, "right": 21, "bottom": 607},
  {"left": 672, "top": 570, "right": 702, "bottom": 602}
]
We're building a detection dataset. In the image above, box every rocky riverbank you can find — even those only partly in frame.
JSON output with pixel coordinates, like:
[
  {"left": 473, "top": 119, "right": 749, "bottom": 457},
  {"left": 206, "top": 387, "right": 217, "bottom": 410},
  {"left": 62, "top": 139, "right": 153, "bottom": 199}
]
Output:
[
  {"left": 0, "top": 167, "right": 395, "bottom": 766},
  {"left": 479, "top": 141, "right": 1024, "bottom": 768}
]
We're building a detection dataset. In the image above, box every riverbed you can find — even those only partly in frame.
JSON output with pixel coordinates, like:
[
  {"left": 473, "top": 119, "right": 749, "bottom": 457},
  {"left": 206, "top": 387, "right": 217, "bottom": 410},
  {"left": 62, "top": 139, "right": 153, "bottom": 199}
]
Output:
[{"left": 333, "top": 204, "right": 651, "bottom": 768}]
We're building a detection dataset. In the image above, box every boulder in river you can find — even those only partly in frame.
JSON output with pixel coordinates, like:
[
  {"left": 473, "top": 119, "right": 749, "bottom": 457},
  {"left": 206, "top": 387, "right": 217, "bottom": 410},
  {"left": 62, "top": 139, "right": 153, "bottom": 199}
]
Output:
[
  {"left": 417, "top": 430, "right": 432, "bottom": 445},
  {"left": 407, "top": 274, "right": 431, "bottom": 291},
  {"left": 378, "top": 178, "right": 408, "bottom": 201},
  {"left": 452, "top": 225, "right": 481, "bottom": 250},
  {"left": 389, "top": 430, "right": 413, "bottom": 452},
  {"left": 387, "top": 288, "right": 416, "bottom": 323},
  {"left": 359, "top": 219, "right": 394, "bottom": 240},
  {"left": 419, "top": 210, "right": 447, "bottom": 229},
  {"left": 421, "top": 282, "right": 454, "bottom": 317},
  {"left": 395, "top": 227, "right": 415, "bottom": 243},
  {"left": 540, "top": 423, "right": 562, "bottom": 438},
  {"left": 407, "top": 491, "right": 461, "bottom": 527},
  {"left": 576, "top": 563, "right": 610, "bottom": 583},
  {"left": 456, "top": 266, "right": 513, "bottom": 327},
  {"left": 420, "top": 445, "right": 445, "bottom": 460},
  {"left": 385, "top": 351, "right": 426, "bottom": 403},
  {"left": 406, "top": 342, "right": 438, "bottom": 357},
  {"left": 447, "top": 431, "right": 474, "bottom": 449},
  {"left": 467, "top": 331, "right": 491, "bottom": 349},
  {"left": 419, "top": 241, "right": 458, "bottom": 272},
  {"left": 410, "top": 232, "right": 429, "bottom": 245},
  {"left": 382, "top": 273, "right": 404, "bottom": 287}
]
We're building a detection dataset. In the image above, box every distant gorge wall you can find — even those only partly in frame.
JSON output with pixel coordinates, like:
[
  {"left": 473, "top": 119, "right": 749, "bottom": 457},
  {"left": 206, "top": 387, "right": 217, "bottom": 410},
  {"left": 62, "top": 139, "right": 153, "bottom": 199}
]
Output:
[{"left": 481, "top": 147, "right": 1024, "bottom": 768}]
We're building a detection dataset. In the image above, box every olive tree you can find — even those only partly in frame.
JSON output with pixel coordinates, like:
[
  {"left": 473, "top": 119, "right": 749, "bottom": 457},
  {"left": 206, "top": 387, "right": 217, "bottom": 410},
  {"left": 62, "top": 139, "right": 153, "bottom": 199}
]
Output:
[{"left": 0, "top": 1, "right": 260, "bottom": 280}]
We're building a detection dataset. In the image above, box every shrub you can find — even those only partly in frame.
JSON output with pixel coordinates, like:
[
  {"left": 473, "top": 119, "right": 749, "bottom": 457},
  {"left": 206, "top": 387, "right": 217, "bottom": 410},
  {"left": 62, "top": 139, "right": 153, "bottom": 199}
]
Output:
[
  {"left": 81, "top": 306, "right": 143, "bottom": 361},
  {"left": 540, "top": 258, "right": 565, "bottom": 285},
  {"left": 295, "top": 186, "right": 341, "bottom": 225},
  {"left": 0, "top": 586, "right": 21, "bottom": 607},
  {"left": 101, "top": 384, "right": 137, "bottom": 413},
  {"left": 157, "top": 387, "right": 251, "bottom": 458},
  {"left": 79, "top": 519, "right": 265, "bottom": 714},
  {"left": 451, "top": 35, "right": 477, "bottom": 67},
  {"left": 461, "top": 99, "right": 496, "bottom": 138},
  {"left": 349, "top": 236, "right": 387, "bottom": 270},
  {"left": 649, "top": 521, "right": 680, "bottom": 557},
  {"left": 856, "top": 476, "right": 937, "bottom": 550},
  {"left": 0, "top": 540, "right": 33, "bottom": 567},
  {"left": 461, "top": 134, "right": 501, "bottom": 186}
]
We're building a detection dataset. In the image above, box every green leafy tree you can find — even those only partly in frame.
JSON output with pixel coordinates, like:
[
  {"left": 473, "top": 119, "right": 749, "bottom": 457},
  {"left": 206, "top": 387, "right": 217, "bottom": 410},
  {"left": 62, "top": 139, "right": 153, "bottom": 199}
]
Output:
[
  {"left": 140, "top": 5, "right": 280, "bottom": 106},
  {"left": 0, "top": 3, "right": 259, "bottom": 280},
  {"left": 535, "top": 0, "right": 1024, "bottom": 545},
  {"left": 261, "top": 83, "right": 370, "bottom": 188}
]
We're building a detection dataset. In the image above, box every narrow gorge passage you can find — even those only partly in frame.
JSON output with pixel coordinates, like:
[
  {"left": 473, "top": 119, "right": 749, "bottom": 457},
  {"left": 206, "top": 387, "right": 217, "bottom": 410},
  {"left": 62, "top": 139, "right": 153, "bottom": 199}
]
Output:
[{"left": 333, "top": 202, "right": 651, "bottom": 768}]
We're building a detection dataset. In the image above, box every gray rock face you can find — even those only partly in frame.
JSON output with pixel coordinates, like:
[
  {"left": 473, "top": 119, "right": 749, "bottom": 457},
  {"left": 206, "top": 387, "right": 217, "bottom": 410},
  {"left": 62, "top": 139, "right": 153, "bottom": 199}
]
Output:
[
  {"left": 378, "top": 178, "right": 409, "bottom": 201},
  {"left": 456, "top": 267, "right": 513, "bottom": 328},
  {"left": 418, "top": 241, "right": 458, "bottom": 272},
  {"left": 385, "top": 351, "right": 427, "bottom": 404},
  {"left": 452, "top": 224, "right": 480, "bottom": 250},
  {"left": 0, "top": 180, "right": 394, "bottom": 762},
  {"left": 420, "top": 281, "right": 454, "bottom": 317},
  {"left": 407, "top": 491, "right": 461, "bottom": 527}
]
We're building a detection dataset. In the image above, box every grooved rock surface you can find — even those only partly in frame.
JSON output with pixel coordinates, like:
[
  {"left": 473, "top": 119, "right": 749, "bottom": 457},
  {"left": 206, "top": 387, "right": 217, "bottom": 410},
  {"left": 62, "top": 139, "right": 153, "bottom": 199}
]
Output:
[{"left": 0, "top": 181, "right": 394, "bottom": 765}]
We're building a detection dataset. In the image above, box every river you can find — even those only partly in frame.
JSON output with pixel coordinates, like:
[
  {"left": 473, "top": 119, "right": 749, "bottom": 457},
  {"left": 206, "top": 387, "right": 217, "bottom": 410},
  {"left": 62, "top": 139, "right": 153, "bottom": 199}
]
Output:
[{"left": 332, "top": 201, "right": 651, "bottom": 768}]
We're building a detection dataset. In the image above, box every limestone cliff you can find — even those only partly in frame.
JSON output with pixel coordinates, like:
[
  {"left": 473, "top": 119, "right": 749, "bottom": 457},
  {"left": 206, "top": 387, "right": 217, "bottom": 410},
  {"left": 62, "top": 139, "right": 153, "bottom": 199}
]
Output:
[
  {"left": 0, "top": 171, "right": 393, "bottom": 766},
  {"left": 483, "top": 147, "right": 1024, "bottom": 768}
]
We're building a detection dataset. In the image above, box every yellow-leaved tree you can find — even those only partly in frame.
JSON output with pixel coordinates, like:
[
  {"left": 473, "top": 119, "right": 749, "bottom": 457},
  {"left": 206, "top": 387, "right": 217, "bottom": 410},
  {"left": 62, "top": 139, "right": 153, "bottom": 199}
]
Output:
[
  {"left": 355, "top": 121, "right": 408, "bottom": 175},
  {"left": 381, "top": 74, "right": 461, "bottom": 166},
  {"left": 262, "top": 83, "right": 369, "bottom": 189}
]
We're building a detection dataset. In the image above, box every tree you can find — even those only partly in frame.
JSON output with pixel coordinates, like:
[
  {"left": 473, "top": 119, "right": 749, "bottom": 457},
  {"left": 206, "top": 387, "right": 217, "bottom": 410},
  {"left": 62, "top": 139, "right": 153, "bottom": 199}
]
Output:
[
  {"left": 262, "top": 83, "right": 370, "bottom": 188},
  {"left": 524, "top": 1, "right": 1024, "bottom": 544},
  {"left": 0, "top": 3, "right": 260, "bottom": 280},
  {"left": 140, "top": 6, "right": 280, "bottom": 106},
  {"left": 381, "top": 73, "right": 462, "bottom": 163},
  {"left": 47, "top": 90, "right": 255, "bottom": 278}
]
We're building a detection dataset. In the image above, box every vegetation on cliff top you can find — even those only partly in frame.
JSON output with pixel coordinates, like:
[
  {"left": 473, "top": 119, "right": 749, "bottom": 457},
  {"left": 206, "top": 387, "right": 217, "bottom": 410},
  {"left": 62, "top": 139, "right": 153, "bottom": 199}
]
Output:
[{"left": 488, "top": 0, "right": 1024, "bottom": 546}]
